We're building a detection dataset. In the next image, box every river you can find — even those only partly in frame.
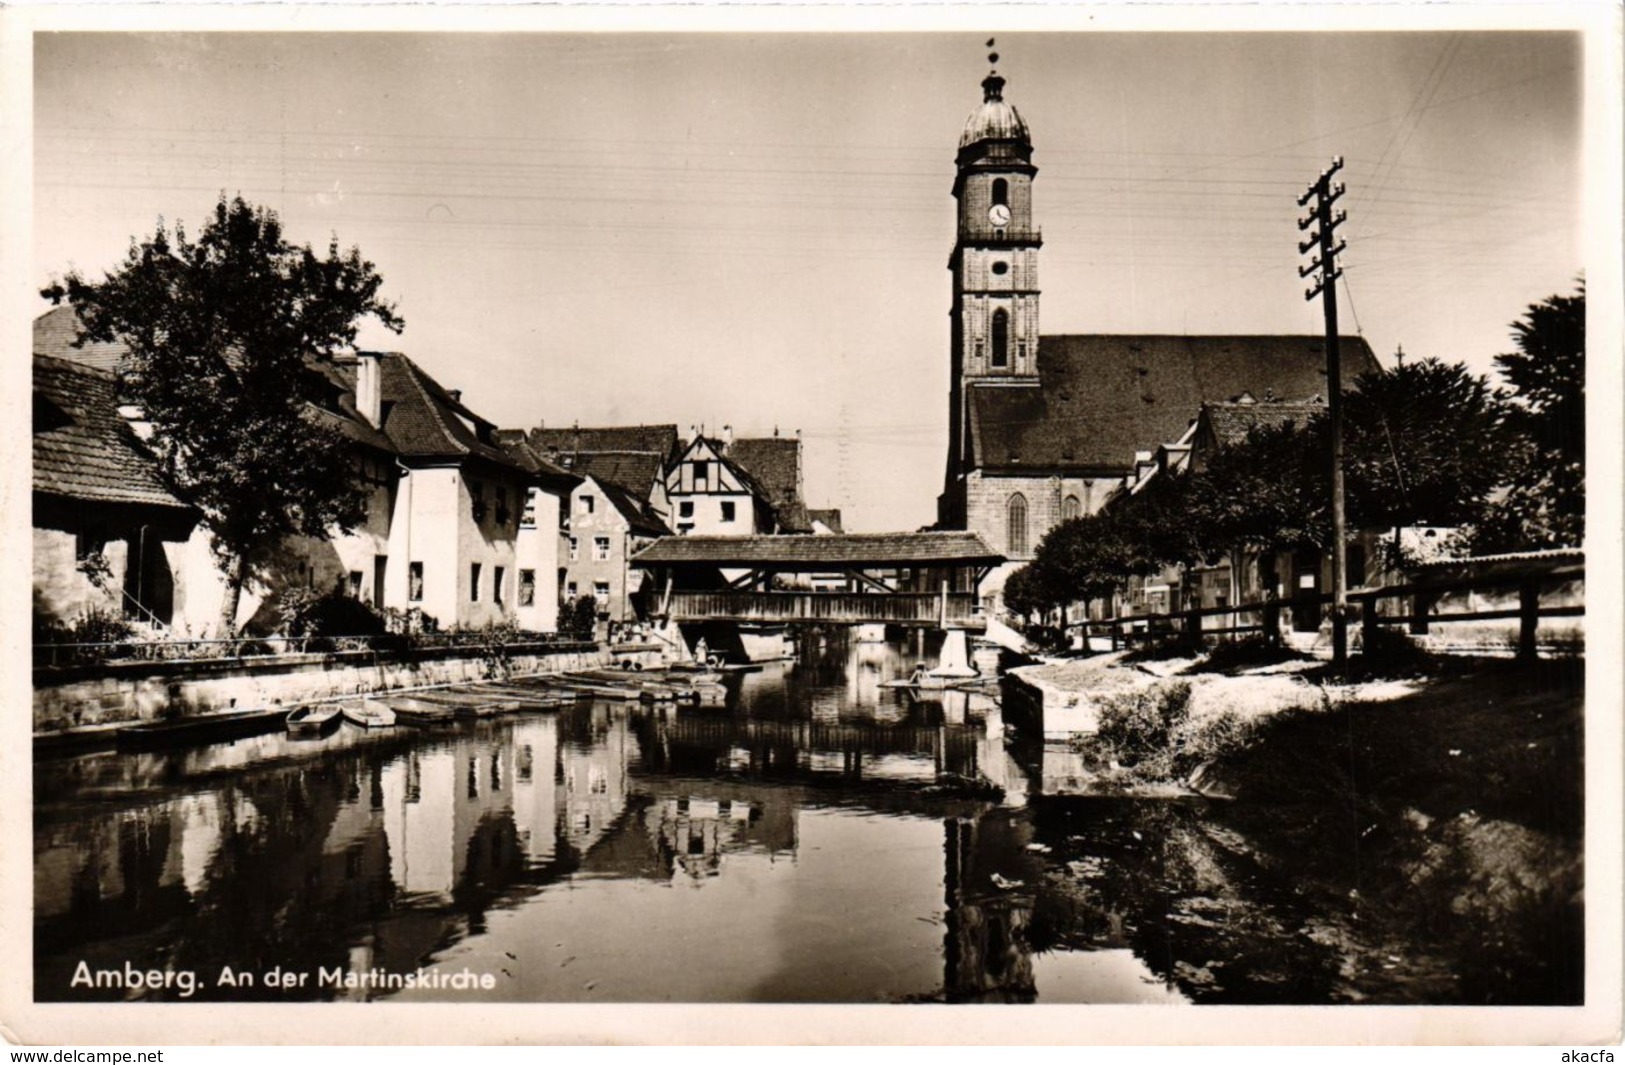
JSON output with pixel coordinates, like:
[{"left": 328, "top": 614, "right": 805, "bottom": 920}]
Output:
[{"left": 32, "top": 632, "right": 1558, "bottom": 1005}]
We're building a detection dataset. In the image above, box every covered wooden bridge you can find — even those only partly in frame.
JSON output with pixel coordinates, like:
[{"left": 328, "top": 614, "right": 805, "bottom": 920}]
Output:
[{"left": 631, "top": 531, "right": 1003, "bottom": 629}]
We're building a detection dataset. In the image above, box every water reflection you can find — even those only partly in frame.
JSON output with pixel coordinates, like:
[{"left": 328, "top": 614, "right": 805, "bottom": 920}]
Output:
[{"left": 38, "top": 631, "right": 1541, "bottom": 1004}]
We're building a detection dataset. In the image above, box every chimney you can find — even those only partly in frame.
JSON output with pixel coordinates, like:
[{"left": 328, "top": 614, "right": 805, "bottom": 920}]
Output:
[
  {"left": 355, "top": 352, "right": 382, "bottom": 428},
  {"left": 447, "top": 389, "right": 462, "bottom": 404},
  {"left": 722, "top": 424, "right": 733, "bottom": 446}
]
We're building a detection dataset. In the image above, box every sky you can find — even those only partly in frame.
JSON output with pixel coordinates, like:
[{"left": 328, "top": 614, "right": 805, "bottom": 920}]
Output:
[{"left": 32, "top": 28, "right": 1585, "bottom": 532}]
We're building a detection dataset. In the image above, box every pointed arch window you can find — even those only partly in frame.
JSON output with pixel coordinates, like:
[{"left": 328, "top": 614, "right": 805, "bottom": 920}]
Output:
[
  {"left": 991, "top": 309, "right": 1009, "bottom": 368},
  {"left": 1062, "top": 494, "right": 1081, "bottom": 522},
  {"left": 991, "top": 178, "right": 1009, "bottom": 207},
  {"left": 1007, "top": 493, "right": 1029, "bottom": 557}
]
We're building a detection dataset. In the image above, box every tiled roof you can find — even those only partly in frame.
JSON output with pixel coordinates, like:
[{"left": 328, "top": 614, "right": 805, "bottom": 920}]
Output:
[
  {"left": 33, "top": 305, "right": 128, "bottom": 372},
  {"left": 589, "top": 476, "right": 671, "bottom": 539},
  {"left": 570, "top": 451, "right": 665, "bottom": 496},
  {"left": 809, "top": 508, "right": 844, "bottom": 533},
  {"left": 725, "top": 436, "right": 811, "bottom": 532},
  {"left": 33, "top": 355, "right": 191, "bottom": 511},
  {"left": 373, "top": 353, "right": 530, "bottom": 474},
  {"left": 632, "top": 530, "right": 1002, "bottom": 568},
  {"left": 1201, "top": 398, "right": 1326, "bottom": 446},
  {"left": 493, "top": 429, "right": 579, "bottom": 489},
  {"left": 531, "top": 424, "right": 679, "bottom": 459},
  {"left": 969, "top": 334, "right": 1380, "bottom": 474}
]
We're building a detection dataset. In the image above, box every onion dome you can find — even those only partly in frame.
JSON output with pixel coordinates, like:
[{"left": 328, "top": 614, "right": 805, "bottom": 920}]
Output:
[{"left": 959, "top": 70, "right": 1031, "bottom": 150}]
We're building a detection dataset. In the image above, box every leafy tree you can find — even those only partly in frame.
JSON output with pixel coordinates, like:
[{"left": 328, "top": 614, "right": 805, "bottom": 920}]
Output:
[
  {"left": 1476, "top": 283, "right": 1585, "bottom": 550},
  {"left": 1341, "top": 357, "right": 1508, "bottom": 558},
  {"left": 44, "top": 195, "right": 403, "bottom": 634},
  {"left": 1186, "top": 419, "right": 1330, "bottom": 557}
]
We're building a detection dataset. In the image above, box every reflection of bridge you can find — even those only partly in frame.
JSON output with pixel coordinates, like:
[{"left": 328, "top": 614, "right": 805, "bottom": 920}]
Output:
[{"left": 632, "top": 531, "right": 1003, "bottom": 630}]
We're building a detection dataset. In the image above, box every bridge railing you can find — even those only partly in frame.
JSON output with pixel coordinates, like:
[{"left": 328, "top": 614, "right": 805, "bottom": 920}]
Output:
[{"left": 667, "top": 590, "right": 981, "bottom": 626}]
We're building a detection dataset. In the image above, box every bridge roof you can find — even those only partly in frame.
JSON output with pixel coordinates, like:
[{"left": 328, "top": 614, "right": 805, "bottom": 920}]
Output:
[{"left": 632, "top": 530, "right": 1003, "bottom": 570}]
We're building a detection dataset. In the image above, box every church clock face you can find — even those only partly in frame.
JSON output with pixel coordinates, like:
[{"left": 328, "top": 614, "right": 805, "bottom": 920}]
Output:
[{"left": 988, "top": 203, "right": 1011, "bottom": 227}]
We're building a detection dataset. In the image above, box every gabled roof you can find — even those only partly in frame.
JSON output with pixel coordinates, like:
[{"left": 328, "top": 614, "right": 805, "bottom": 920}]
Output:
[
  {"left": 582, "top": 475, "right": 670, "bottom": 539},
  {"left": 371, "top": 353, "right": 530, "bottom": 474},
  {"left": 33, "top": 355, "right": 191, "bottom": 512},
  {"left": 33, "top": 304, "right": 128, "bottom": 372},
  {"left": 1200, "top": 396, "right": 1326, "bottom": 447},
  {"left": 531, "top": 424, "right": 679, "bottom": 460},
  {"left": 493, "top": 429, "right": 579, "bottom": 491},
  {"left": 968, "top": 334, "right": 1380, "bottom": 475},
  {"left": 569, "top": 451, "right": 665, "bottom": 496},
  {"left": 725, "top": 437, "right": 799, "bottom": 505},
  {"left": 725, "top": 436, "right": 812, "bottom": 533},
  {"left": 632, "top": 530, "right": 1003, "bottom": 569}
]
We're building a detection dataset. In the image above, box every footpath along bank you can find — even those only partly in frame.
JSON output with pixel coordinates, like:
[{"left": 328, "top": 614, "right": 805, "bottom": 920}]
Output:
[{"left": 1002, "top": 643, "right": 1585, "bottom": 1002}]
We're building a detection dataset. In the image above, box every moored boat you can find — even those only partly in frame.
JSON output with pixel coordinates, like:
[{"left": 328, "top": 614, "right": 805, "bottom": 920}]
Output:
[
  {"left": 116, "top": 708, "right": 287, "bottom": 752},
  {"left": 286, "top": 705, "right": 343, "bottom": 738},
  {"left": 386, "top": 696, "right": 458, "bottom": 726},
  {"left": 341, "top": 700, "right": 397, "bottom": 729}
]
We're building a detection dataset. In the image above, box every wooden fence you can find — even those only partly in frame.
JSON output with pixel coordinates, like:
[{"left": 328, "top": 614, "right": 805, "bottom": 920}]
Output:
[{"left": 1078, "top": 562, "right": 1583, "bottom": 660}]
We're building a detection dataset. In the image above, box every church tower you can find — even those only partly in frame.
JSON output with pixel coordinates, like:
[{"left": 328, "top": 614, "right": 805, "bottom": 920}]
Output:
[{"left": 945, "top": 53, "right": 1041, "bottom": 499}]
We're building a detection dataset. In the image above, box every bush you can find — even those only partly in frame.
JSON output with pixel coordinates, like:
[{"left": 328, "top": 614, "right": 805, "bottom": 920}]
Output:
[
  {"left": 559, "top": 595, "right": 599, "bottom": 641},
  {"left": 1190, "top": 634, "right": 1308, "bottom": 674},
  {"left": 1094, "top": 680, "right": 1193, "bottom": 773}
]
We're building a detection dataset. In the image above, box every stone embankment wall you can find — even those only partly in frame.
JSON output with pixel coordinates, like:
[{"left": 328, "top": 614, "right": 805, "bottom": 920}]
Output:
[{"left": 34, "top": 642, "right": 665, "bottom": 733}]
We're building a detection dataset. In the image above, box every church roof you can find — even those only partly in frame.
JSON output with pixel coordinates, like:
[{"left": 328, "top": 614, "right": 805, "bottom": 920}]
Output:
[{"left": 967, "top": 333, "right": 1380, "bottom": 475}]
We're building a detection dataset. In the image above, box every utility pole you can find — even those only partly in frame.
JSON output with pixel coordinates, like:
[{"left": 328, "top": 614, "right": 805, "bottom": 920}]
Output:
[{"left": 1298, "top": 157, "right": 1349, "bottom": 666}]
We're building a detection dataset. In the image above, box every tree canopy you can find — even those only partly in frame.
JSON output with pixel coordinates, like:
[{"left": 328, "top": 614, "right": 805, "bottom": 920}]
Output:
[
  {"left": 45, "top": 195, "right": 403, "bottom": 633},
  {"left": 1475, "top": 282, "right": 1585, "bottom": 551}
]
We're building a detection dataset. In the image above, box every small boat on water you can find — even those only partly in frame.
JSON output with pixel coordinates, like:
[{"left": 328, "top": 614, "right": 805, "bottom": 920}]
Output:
[
  {"left": 386, "top": 697, "right": 458, "bottom": 726},
  {"left": 341, "top": 700, "right": 397, "bottom": 729},
  {"left": 116, "top": 708, "right": 287, "bottom": 752},
  {"left": 286, "top": 705, "right": 343, "bottom": 738}
]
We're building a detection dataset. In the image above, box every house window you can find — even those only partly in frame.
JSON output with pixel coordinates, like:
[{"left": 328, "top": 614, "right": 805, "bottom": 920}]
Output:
[
  {"left": 720, "top": 500, "right": 736, "bottom": 523},
  {"left": 693, "top": 461, "right": 709, "bottom": 490},
  {"left": 521, "top": 489, "right": 537, "bottom": 529},
  {"left": 593, "top": 536, "right": 611, "bottom": 561},
  {"left": 991, "top": 177, "right": 1008, "bottom": 207},
  {"left": 470, "top": 562, "right": 482, "bottom": 602},
  {"left": 566, "top": 580, "right": 578, "bottom": 598},
  {"left": 347, "top": 570, "right": 364, "bottom": 598},
  {"left": 493, "top": 565, "right": 505, "bottom": 607},
  {"left": 1007, "top": 493, "right": 1029, "bottom": 557},
  {"left": 568, "top": 536, "right": 579, "bottom": 561},
  {"left": 471, "top": 481, "right": 486, "bottom": 523},
  {"left": 495, "top": 487, "right": 510, "bottom": 526},
  {"left": 519, "top": 569, "right": 536, "bottom": 607},
  {"left": 409, "top": 562, "right": 423, "bottom": 602},
  {"left": 579, "top": 494, "right": 595, "bottom": 515},
  {"left": 677, "top": 523, "right": 694, "bottom": 534},
  {"left": 1062, "top": 494, "right": 1082, "bottom": 522},
  {"left": 679, "top": 500, "right": 694, "bottom": 519},
  {"left": 593, "top": 581, "right": 610, "bottom": 604},
  {"left": 991, "top": 309, "right": 1009, "bottom": 368}
]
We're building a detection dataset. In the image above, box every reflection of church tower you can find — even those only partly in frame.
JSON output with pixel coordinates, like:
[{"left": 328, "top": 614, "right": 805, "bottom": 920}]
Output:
[{"left": 943, "top": 47, "right": 1042, "bottom": 522}]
